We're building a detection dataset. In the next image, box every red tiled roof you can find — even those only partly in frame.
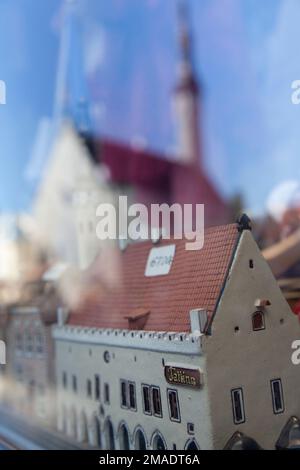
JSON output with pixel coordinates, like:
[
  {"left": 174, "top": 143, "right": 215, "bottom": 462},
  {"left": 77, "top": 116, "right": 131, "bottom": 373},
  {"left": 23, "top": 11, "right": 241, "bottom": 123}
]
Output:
[{"left": 68, "top": 224, "right": 240, "bottom": 332}]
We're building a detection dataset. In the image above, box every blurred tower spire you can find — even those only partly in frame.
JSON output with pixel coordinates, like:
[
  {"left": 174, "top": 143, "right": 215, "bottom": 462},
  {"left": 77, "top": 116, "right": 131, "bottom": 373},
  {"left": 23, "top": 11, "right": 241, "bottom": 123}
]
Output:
[
  {"left": 174, "top": 0, "right": 201, "bottom": 166},
  {"left": 54, "top": 0, "right": 92, "bottom": 137}
]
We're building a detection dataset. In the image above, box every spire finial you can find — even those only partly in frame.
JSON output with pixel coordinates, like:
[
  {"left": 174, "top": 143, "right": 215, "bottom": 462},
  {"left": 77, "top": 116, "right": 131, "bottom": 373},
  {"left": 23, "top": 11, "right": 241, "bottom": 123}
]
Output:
[{"left": 177, "top": 0, "right": 192, "bottom": 63}]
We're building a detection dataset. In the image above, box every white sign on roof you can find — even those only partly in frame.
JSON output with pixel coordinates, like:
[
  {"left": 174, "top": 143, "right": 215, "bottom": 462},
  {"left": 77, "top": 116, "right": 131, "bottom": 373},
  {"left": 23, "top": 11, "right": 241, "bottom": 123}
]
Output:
[{"left": 145, "top": 244, "right": 176, "bottom": 277}]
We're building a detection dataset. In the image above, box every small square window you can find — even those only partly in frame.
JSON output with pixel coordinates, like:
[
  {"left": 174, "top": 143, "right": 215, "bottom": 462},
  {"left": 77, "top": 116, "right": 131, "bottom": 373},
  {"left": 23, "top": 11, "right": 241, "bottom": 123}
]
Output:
[{"left": 187, "top": 423, "right": 195, "bottom": 435}]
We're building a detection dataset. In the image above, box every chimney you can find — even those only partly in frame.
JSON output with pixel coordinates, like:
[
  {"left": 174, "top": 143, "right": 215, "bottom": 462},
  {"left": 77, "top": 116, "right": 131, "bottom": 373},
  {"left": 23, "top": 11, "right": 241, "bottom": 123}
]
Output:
[
  {"left": 189, "top": 308, "right": 208, "bottom": 335},
  {"left": 57, "top": 306, "right": 69, "bottom": 327}
]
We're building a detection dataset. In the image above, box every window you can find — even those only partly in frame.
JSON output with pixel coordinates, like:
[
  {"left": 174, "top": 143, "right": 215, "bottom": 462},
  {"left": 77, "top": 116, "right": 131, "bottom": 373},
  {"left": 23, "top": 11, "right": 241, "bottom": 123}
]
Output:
[
  {"left": 167, "top": 389, "right": 180, "bottom": 422},
  {"left": 142, "top": 385, "right": 151, "bottom": 415},
  {"left": 104, "top": 383, "right": 110, "bottom": 404},
  {"left": 252, "top": 311, "right": 265, "bottom": 331},
  {"left": 187, "top": 423, "right": 194, "bottom": 435},
  {"left": 152, "top": 386, "right": 162, "bottom": 417},
  {"left": 72, "top": 375, "right": 77, "bottom": 393},
  {"left": 35, "top": 331, "right": 44, "bottom": 354},
  {"left": 271, "top": 379, "right": 284, "bottom": 414},
  {"left": 95, "top": 375, "right": 100, "bottom": 401},
  {"left": 119, "top": 424, "right": 130, "bottom": 450},
  {"left": 120, "top": 380, "right": 136, "bottom": 410},
  {"left": 134, "top": 428, "right": 147, "bottom": 450},
  {"left": 16, "top": 332, "right": 23, "bottom": 352},
  {"left": 129, "top": 382, "right": 136, "bottom": 410},
  {"left": 26, "top": 332, "right": 33, "bottom": 353},
  {"left": 87, "top": 379, "right": 92, "bottom": 398},
  {"left": 152, "top": 433, "right": 166, "bottom": 450},
  {"left": 121, "top": 380, "right": 127, "bottom": 408},
  {"left": 231, "top": 388, "right": 245, "bottom": 424},
  {"left": 62, "top": 371, "right": 67, "bottom": 389}
]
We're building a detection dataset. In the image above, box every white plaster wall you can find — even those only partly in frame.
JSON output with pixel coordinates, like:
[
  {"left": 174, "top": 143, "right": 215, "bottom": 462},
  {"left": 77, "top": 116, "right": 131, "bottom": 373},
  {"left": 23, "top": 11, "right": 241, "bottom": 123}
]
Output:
[
  {"left": 204, "top": 230, "right": 300, "bottom": 449},
  {"left": 54, "top": 337, "right": 213, "bottom": 450}
]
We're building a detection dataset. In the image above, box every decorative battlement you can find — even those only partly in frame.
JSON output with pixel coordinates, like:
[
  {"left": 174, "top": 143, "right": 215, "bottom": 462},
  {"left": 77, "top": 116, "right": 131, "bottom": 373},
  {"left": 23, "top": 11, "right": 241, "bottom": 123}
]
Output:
[{"left": 52, "top": 325, "right": 203, "bottom": 355}]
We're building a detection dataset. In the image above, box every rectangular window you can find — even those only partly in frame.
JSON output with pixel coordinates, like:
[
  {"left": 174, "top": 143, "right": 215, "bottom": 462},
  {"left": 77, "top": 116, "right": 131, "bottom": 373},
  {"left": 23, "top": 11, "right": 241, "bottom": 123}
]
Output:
[
  {"left": 231, "top": 388, "right": 245, "bottom": 424},
  {"left": 104, "top": 383, "right": 110, "bottom": 404},
  {"left": 16, "top": 332, "right": 23, "bottom": 352},
  {"left": 72, "top": 375, "right": 77, "bottom": 393},
  {"left": 95, "top": 375, "right": 100, "bottom": 401},
  {"left": 271, "top": 379, "right": 284, "bottom": 414},
  {"left": 167, "top": 389, "right": 180, "bottom": 422},
  {"left": 121, "top": 380, "right": 128, "bottom": 408},
  {"left": 36, "top": 332, "right": 44, "bottom": 354},
  {"left": 62, "top": 371, "right": 67, "bottom": 389},
  {"left": 129, "top": 382, "right": 136, "bottom": 410},
  {"left": 142, "top": 385, "right": 151, "bottom": 415},
  {"left": 27, "top": 332, "right": 33, "bottom": 353},
  {"left": 152, "top": 386, "right": 162, "bottom": 417},
  {"left": 87, "top": 379, "right": 92, "bottom": 398}
]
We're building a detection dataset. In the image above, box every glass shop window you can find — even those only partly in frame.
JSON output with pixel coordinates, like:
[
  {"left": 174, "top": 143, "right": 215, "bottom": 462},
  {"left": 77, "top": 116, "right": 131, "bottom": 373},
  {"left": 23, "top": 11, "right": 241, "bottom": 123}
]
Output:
[
  {"left": 87, "top": 379, "right": 92, "bottom": 398},
  {"left": 152, "top": 386, "right": 162, "bottom": 417},
  {"left": 104, "top": 383, "right": 110, "bottom": 404},
  {"left": 271, "top": 379, "right": 284, "bottom": 414},
  {"left": 252, "top": 311, "right": 265, "bottom": 331},
  {"left": 129, "top": 382, "right": 136, "bottom": 410},
  {"left": 168, "top": 389, "right": 180, "bottom": 422},
  {"left": 72, "top": 375, "right": 77, "bottom": 393},
  {"left": 95, "top": 374, "right": 100, "bottom": 401},
  {"left": 120, "top": 380, "right": 127, "bottom": 408},
  {"left": 142, "top": 385, "right": 151, "bottom": 415},
  {"left": 231, "top": 388, "right": 245, "bottom": 424},
  {"left": 62, "top": 371, "right": 67, "bottom": 389}
]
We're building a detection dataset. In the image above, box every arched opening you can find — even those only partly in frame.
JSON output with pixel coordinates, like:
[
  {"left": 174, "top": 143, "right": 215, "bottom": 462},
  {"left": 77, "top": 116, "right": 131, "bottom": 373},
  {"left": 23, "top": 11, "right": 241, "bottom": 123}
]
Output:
[
  {"left": 68, "top": 407, "right": 76, "bottom": 439},
  {"left": 134, "top": 428, "right": 147, "bottom": 450},
  {"left": 104, "top": 418, "right": 115, "bottom": 450},
  {"left": 185, "top": 439, "right": 200, "bottom": 450},
  {"left": 152, "top": 432, "right": 166, "bottom": 450},
  {"left": 119, "top": 423, "right": 130, "bottom": 450},
  {"left": 77, "top": 411, "right": 88, "bottom": 442},
  {"left": 95, "top": 416, "right": 102, "bottom": 448},
  {"left": 90, "top": 415, "right": 102, "bottom": 448},
  {"left": 62, "top": 405, "right": 67, "bottom": 433}
]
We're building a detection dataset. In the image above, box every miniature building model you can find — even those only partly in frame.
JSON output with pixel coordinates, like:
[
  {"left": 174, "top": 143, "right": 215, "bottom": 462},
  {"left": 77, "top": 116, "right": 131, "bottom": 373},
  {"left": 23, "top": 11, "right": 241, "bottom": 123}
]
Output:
[{"left": 53, "top": 221, "right": 300, "bottom": 450}]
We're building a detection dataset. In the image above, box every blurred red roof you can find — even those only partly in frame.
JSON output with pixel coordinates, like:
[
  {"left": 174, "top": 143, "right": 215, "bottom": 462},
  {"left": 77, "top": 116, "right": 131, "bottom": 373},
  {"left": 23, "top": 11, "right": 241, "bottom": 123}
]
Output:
[{"left": 97, "top": 139, "right": 228, "bottom": 227}]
